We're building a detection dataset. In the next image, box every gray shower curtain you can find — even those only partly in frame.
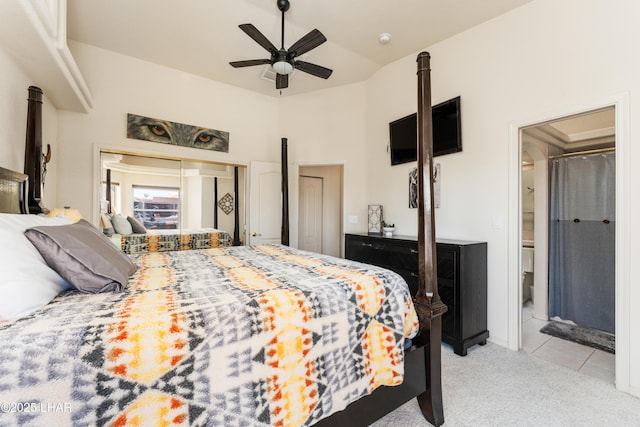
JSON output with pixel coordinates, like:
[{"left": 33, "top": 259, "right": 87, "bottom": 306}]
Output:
[{"left": 548, "top": 152, "right": 615, "bottom": 334}]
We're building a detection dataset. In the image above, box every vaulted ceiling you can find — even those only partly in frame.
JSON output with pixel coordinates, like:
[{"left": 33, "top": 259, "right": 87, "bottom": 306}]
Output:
[{"left": 67, "top": 0, "right": 534, "bottom": 97}]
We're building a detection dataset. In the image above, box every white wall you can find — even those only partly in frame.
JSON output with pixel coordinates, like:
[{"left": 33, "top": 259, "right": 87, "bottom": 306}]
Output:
[
  {"left": 280, "top": 83, "right": 368, "bottom": 236},
  {"left": 56, "top": 42, "right": 281, "bottom": 219}
]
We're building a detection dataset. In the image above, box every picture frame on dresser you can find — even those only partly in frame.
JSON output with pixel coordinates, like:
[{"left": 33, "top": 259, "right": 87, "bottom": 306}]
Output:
[{"left": 367, "top": 204, "right": 383, "bottom": 235}]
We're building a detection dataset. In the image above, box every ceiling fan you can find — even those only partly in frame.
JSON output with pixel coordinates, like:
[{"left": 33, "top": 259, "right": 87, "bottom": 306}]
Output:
[{"left": 229, "top": 0, "right": 333, "bottom": 90}]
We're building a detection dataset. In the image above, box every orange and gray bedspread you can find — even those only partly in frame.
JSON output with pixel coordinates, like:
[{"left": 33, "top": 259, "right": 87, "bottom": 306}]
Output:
[
  {"left": 117, "top": 228, "right": 232, "bottom": 254},
  {"left": 0, "top": 244, "right": 418, "bottom": 426}
]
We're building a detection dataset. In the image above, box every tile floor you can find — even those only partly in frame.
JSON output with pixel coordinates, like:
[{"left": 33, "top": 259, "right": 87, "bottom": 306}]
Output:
[{"left": 521, "top": 301, "right": 615, "bottom": 384}]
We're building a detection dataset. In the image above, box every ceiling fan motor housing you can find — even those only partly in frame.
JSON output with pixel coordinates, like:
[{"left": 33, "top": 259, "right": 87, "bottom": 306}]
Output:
[{"left": 277, "top": 0, "right": 290, "bottom": 12}]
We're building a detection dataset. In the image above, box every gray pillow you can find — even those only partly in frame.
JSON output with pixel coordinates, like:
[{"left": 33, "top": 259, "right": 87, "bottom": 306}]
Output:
[
  {"left": 112, "top": 214, "right": 133, "bottom": 235},
  {"left": 127, "top": 216, "right": 147, "bottom": 234},
  {"left": 24, "top": 219, "right": 137, "bottom": 293}
]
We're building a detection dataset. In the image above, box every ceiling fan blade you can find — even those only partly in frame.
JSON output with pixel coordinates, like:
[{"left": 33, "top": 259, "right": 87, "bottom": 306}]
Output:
[
  {"left": 276, "top": 73, "right": 289, "bottom": 89},
  {"left": 239, "top": 23, "right": 277, "bottom": 53},
  {"left": 294, "top": 60, "right": 333, "bottom": 79},
  {"left": 288, "top": 29, "right": 327, "bottom": 56},
  {"left": 229, "top": 59, "right": 272, "bottom": 68}
]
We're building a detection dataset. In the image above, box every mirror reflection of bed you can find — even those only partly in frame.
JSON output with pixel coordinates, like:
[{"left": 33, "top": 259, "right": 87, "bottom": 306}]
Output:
[{"left": 100, "top": 151, "right": 246, "bottom": 253}]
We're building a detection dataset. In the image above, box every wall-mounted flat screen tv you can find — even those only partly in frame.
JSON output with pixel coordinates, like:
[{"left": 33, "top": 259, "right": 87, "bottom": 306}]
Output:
[{"left": 389, "top": 96, "right": 462, "bottom": 165}]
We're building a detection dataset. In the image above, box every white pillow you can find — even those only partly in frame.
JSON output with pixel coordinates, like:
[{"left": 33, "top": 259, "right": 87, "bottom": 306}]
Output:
[
  {"left": 0, "top": 213, "right": 73, "bottom": 232},
  {"left": 111, "top": 214, "right": 133, "bottom": 235},
  {"left": 0, "top": 214, "right": 74, "bottom": 321}
]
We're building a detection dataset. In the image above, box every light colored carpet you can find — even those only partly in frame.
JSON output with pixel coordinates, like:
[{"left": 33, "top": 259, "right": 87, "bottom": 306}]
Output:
[{"left": 370, "top": 342, "right": 640, "bottom": 426}]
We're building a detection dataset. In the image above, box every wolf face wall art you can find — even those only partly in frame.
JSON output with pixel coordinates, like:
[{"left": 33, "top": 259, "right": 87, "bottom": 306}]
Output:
[{"left": 127, "top": 113, "right": 229, "bottom": 153}]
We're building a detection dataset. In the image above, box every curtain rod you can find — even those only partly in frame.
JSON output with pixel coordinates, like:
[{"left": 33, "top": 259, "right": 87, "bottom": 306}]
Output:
[{"left": 549, "top": 146, "right": 615, "bottom": 160}]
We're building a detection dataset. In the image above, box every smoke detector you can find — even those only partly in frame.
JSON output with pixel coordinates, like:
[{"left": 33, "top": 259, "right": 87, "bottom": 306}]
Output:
[{"left": 378, "top": 33, "right": 392, "bottom": 45}]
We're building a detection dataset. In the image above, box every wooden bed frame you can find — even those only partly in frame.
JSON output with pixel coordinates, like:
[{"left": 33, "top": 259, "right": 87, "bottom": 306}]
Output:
[{"left": 3, "top": 51, "right": 444, "bottom": 427}]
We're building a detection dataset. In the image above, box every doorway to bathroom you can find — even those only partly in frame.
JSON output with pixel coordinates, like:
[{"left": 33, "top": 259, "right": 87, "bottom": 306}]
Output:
[{"left": 519, "top": 106, "right": 616, "bottom": 377}]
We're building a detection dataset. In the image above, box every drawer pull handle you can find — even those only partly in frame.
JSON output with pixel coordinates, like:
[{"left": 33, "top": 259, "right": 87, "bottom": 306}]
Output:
[
  {"left": 410, "top": 249, "right": 419, "bottom": 254},
  {"left": 411, "top": 272, "right": 419, "bottom": 278},
  {"left": 361, "top": 243, "right": 373, "bottom": 247}
]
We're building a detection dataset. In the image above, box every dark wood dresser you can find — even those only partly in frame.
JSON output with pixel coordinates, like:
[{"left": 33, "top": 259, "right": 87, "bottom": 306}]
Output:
[{"left": 345, "top": 233, "right": 489, "bottom": 356}]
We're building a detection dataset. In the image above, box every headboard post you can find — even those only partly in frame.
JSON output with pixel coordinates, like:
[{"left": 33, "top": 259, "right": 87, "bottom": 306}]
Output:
[
  {"left": 24, "top": 86, "right": 48, "bottom": 214},
  {"left": 281, "top": 138, "right": 290, "bottom": 246}
]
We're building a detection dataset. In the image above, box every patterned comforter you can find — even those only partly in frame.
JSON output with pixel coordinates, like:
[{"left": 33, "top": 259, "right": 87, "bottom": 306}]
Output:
[
  {"left": 114, "top": 228, "right": 232, "bottom": 254},
  {"left": 0, "top": 244, "right": 418, "bottom": 426}
]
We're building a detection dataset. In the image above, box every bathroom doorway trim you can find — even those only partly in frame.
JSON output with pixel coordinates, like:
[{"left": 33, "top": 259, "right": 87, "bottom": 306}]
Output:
[{"left": 507, "top": 92, "right": 630, "bottom": 393}]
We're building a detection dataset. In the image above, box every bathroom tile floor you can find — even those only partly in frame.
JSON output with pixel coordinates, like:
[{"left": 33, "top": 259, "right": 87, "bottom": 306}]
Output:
[{"left": 521, "top": 301, "right": 615, "bottom": 384}]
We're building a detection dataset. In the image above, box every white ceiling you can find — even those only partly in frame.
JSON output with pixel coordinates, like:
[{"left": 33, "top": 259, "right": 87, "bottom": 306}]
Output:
[{"left": 67, "top": 0, "right": 534, "bottom": 97}]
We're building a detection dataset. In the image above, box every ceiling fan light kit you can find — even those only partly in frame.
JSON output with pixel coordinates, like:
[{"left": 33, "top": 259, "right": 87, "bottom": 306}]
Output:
[
  {"left": 229, "top": 0, "right": 332, "bottom": 89},
  {"left": 272, "top": 60, "right": 293, "bottom": 75}
]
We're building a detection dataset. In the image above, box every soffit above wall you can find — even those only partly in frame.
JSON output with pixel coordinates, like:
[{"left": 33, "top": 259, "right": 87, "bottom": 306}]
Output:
[{"left": 0, "top": 0, "right": 92, "bottom": 112}]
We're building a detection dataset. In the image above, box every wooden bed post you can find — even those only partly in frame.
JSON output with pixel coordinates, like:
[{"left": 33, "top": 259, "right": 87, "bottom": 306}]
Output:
[
  {"left": 214, "top": 177, "right": 219, "bottom": 229},
  {"left": 232, "top": 166, "right": 242, "bottom": 246},
  {"left": 414, "top": 51, "right": 447, "bottom": 426},
  {"left": 106, "top": 169, "right": 112, "bottom": 214},
  {"left": 281, "top": 138, "right": 290, "bottom": 245},
  {"left": 24, "top": 86, "right": 48, "bottom": 214}
]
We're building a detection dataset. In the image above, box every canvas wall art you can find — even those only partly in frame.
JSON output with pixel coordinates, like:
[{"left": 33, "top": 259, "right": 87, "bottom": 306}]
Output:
[{"left": 127, "top": 113, "right": 229, "bottom": 153}]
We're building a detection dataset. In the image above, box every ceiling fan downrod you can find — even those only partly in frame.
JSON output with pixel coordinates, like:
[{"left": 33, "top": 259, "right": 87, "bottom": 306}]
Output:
[{"left": 278, "top": 0, "right": 289, "bottom": 50}]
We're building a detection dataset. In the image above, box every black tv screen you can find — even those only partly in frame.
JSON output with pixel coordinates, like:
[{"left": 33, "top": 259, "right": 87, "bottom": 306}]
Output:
[{"left": 389, "top": 96, "right": 462, "bottom": 165}]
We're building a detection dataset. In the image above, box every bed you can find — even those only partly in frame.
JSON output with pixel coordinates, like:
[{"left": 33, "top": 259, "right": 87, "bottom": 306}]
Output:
[{"left": 0, "top": 51, "right": 445, "bottom": 426}]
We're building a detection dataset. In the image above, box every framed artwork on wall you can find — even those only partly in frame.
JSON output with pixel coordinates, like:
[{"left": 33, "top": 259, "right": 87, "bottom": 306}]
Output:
[{"left": 127, "top": 113, "right": 229, "bottom": 153}]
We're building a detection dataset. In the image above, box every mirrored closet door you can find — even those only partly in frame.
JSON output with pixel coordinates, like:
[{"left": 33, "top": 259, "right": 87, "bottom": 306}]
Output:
[{"left": 100, "top": 151, "right": 245, "bottom": 244}]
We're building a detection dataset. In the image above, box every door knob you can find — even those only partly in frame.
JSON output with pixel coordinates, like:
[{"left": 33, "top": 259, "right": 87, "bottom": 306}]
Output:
[{"left": 252, "top": 232, "right": 262, "bottom": 237}]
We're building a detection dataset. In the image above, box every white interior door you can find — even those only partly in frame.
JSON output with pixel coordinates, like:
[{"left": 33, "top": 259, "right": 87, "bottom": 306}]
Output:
[
  {"left": 249, "top": 161, "right": 281, "bottom": 245},
  {"left": 299, "top": 176, "right": 323, "bottom": 253}
]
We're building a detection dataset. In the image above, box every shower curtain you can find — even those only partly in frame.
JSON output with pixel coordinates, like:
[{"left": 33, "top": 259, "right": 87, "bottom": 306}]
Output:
[{"left": 548, "top": 152, "right": 615, "bottom": 334}]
